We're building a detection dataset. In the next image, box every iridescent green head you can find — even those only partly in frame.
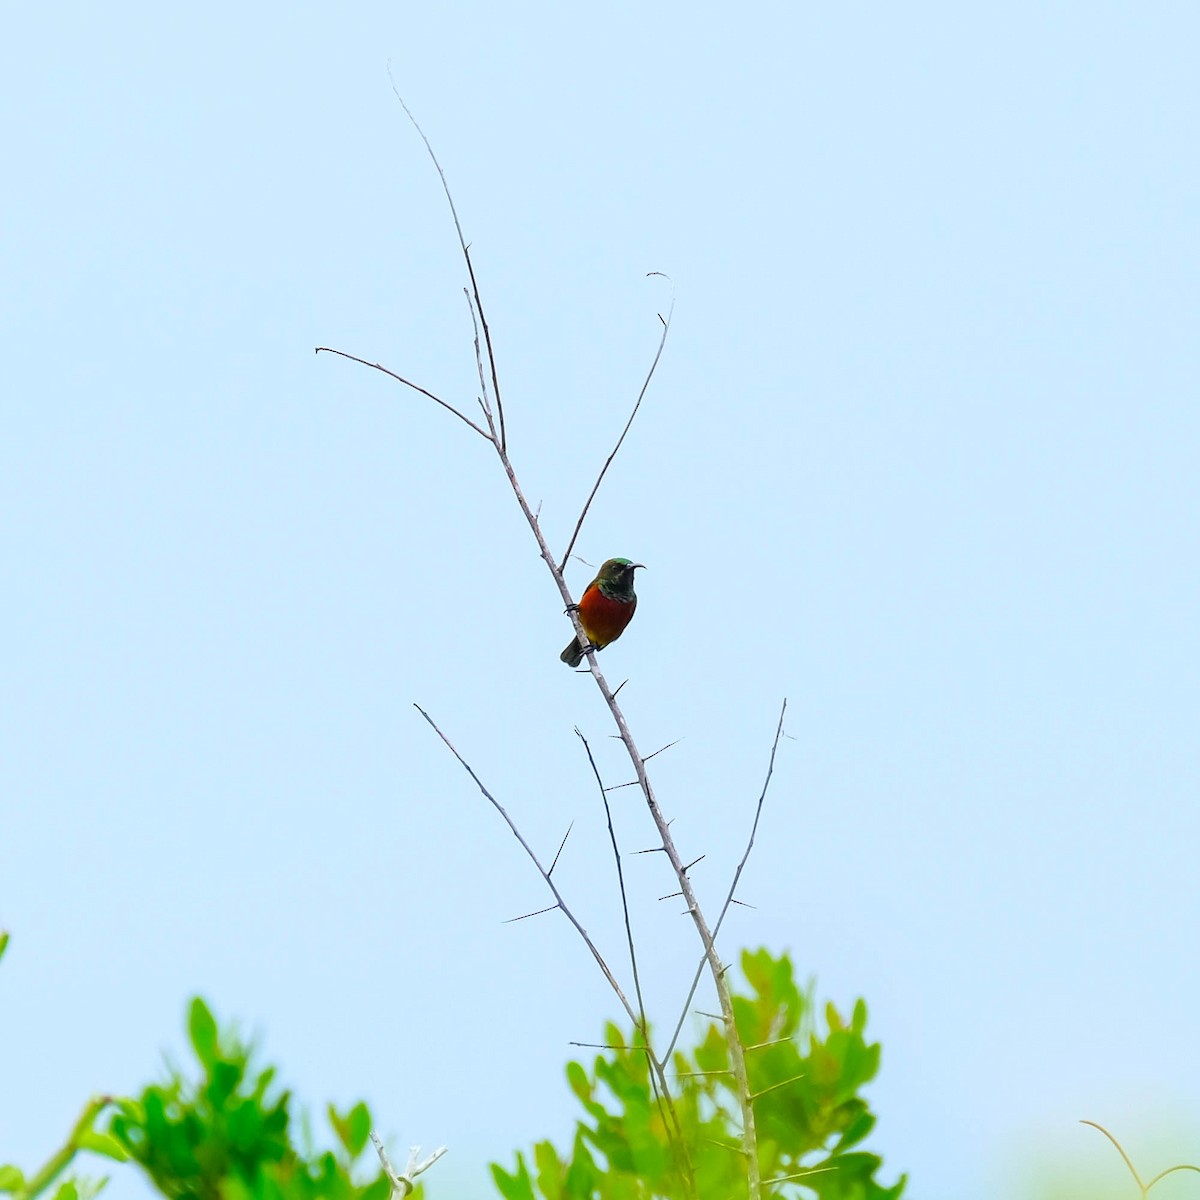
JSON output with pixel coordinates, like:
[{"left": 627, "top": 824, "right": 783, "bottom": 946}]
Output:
[{"left": 595, "top": 557, "right": 644, "bottom": 600}]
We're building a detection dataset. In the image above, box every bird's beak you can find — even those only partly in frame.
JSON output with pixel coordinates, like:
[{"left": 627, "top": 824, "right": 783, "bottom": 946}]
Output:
[{"left": 631, "top": 563, "right": 646, "bottom": 570}]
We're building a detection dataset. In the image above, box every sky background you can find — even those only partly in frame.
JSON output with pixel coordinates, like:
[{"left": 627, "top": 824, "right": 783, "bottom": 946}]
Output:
[{"left": 3, "top": 3, "right": 1198, "bottom": 1198}]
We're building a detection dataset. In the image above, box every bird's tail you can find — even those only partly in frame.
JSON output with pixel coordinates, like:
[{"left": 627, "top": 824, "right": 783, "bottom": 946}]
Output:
[{"left": 560, "top": 637, "right": 586, "bottom": 668}]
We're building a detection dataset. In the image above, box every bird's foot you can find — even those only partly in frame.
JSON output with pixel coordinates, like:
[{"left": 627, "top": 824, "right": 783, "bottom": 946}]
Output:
[{"left": 564, "top": 603, "right": 579, "bottom": 614}]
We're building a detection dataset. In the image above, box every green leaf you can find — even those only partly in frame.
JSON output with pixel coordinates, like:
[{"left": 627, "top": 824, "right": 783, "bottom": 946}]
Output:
[
  {"left": 77, "top": 1130, "right": 129, "bottom": 1162},
  {"left": 360, "top": 1175, "right": 392, "bottom": 1200},
  {"left": 490, "top": 1156, "right": 536, "bottom": 1200},
  {"left": 52, "top": 1181, "right": 78, "bottom": 1200},
  {"left": 0, "top": 1165, "right": 26, "bottom": 1193},
  {"left": 188, "top": 997, "right": 219, "bottom": 1069},
  {"left": 345, "top": 1102, "right": 371, "bottom": 1157},
  {"left": 328, "top": 1103, "right": 350, "bottom": 1152},
  {"left": 0, "top": 931, "right": 9, "bottom": 963},
  {"left": 533, "top": 1140, "right": 562, "bottom": 1199},
  {"left": 565, "top": 1060, "right": 590, "bottom": 1102}
]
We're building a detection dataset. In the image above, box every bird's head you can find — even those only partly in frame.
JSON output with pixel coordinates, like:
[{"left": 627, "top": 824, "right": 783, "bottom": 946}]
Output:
[{"left": 597, "top": 557, "right": 645, "bottom": 596}]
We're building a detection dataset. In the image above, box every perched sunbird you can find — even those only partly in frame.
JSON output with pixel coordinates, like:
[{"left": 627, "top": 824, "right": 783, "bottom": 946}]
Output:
[{"left": 560, "top": 557, "right": 645, "bottom": 667}]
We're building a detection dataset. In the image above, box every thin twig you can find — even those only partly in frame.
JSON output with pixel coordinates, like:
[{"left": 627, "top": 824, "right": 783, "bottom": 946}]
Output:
[
  {"left": 558, "top": 274, "right": 674, "bottom": 570},
  {"left": 762, "top": 1168, "right": 836, "bottom": 1187},
  {"left": 576, "top": 728, "right": 649, "bottom": 1033},
  {"left": 503, "top": 904, "right": 559, "bottom": 924},
  {"left": 1145, "top": 1165, "right": 1200, "bottom": 1190},
  {"left": 388, "top": 78, "right": 507, "bottom": 452},
  {"left": 575, "top": 728, "right": 691, "bottom": 1167},
  {"left": 1080, "top": 1121, "right": 1145, "bottom": 1192},
  {"left": 666, "top": 699, "right": 788, "bottom": 1061},
  {"left": 644, "top": 738, "right": 683, "bottom": 762},
  {"left": 462, "top": 286, "right": 500, "bottom": 443},
  {"left": 750, "top": 1072, "right": 806, "bottom": 1101},
  {"left": 314, "top": 347, "right": 492, "bottom": 440},
  {"left": 548, "top": 822, "right": 573, "bottom": 877}
]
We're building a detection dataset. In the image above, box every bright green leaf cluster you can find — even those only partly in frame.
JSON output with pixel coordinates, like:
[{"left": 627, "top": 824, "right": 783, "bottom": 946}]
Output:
[
  {"left": 108, "top": 998, "right": 398, "bottom": 1200},
  {"left": 491, "top": 949, "right": 905, "bottom": 1200}
]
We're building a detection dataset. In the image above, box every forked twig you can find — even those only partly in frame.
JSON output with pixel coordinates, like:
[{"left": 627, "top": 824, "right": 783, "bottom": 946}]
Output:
[
  {"left": 666, "top": 699, "right": 788, "bottom": 1061},
  {"left": 558, "top": 276, "right": 674, "bottom": 571},
  {"left": 370, "top": 1131, "right": 447, "bottom": 1198},
  {"left": 1080, "top": 1120, "right": 1200, "bottom": 1196}
]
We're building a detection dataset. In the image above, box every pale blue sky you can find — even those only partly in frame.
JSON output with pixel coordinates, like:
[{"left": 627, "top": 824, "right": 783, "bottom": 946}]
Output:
[{"left": 3, "top": 4, "right": 1198, "bottom": 1199}]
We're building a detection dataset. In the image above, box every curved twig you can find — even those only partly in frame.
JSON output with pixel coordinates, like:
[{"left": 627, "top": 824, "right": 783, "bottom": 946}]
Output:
[
  {"left": 1081, "top": 1120, "right": 1200, "bottom": 1196},
  {"left": 558, "top": 274, "right": 674, "bottom": 571},
  {"left": 1145, "top": 1164, "right": 1200, "bottom": 1191},
  {"left": 314, "top": 347, "right": 492, "bottom": 440}
]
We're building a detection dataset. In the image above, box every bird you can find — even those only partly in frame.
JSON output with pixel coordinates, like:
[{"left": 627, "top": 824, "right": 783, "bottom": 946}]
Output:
[{"left": 560, "top": 557, "right": 644, "bottom": 667}]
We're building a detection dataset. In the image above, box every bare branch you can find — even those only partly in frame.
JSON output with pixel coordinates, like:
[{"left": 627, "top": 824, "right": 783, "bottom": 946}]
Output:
[
  {"left": 352, "top": 109, "right": 752, "bottom": 1198},
  {"left": 315, "top": 347, "right": 492, "bottom": 440},
  {"left": 666, "top": 699, "right": 788, "bottom": 1061},
  {"left": 558, "top": 275, "right": 675, "bottom": 570},
  {"left": 388, "top": 78, "right": 508, "bottom": 452}
]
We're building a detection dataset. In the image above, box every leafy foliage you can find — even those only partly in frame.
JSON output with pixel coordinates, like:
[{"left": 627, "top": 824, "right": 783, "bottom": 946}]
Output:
[
  {"left": 491, "top": 948, "right": 906, "bottom": 1199},
  {"left": 108, "top": 998, "right": 398, "bottom": 1200},
  {"left": 5, "top": 942, "right": 907, "bottom": 1199}
]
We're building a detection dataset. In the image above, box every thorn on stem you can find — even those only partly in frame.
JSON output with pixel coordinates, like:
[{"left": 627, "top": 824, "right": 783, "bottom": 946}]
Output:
[{"left": 503, "top": 903, "right": 560, "bottom": 924}]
